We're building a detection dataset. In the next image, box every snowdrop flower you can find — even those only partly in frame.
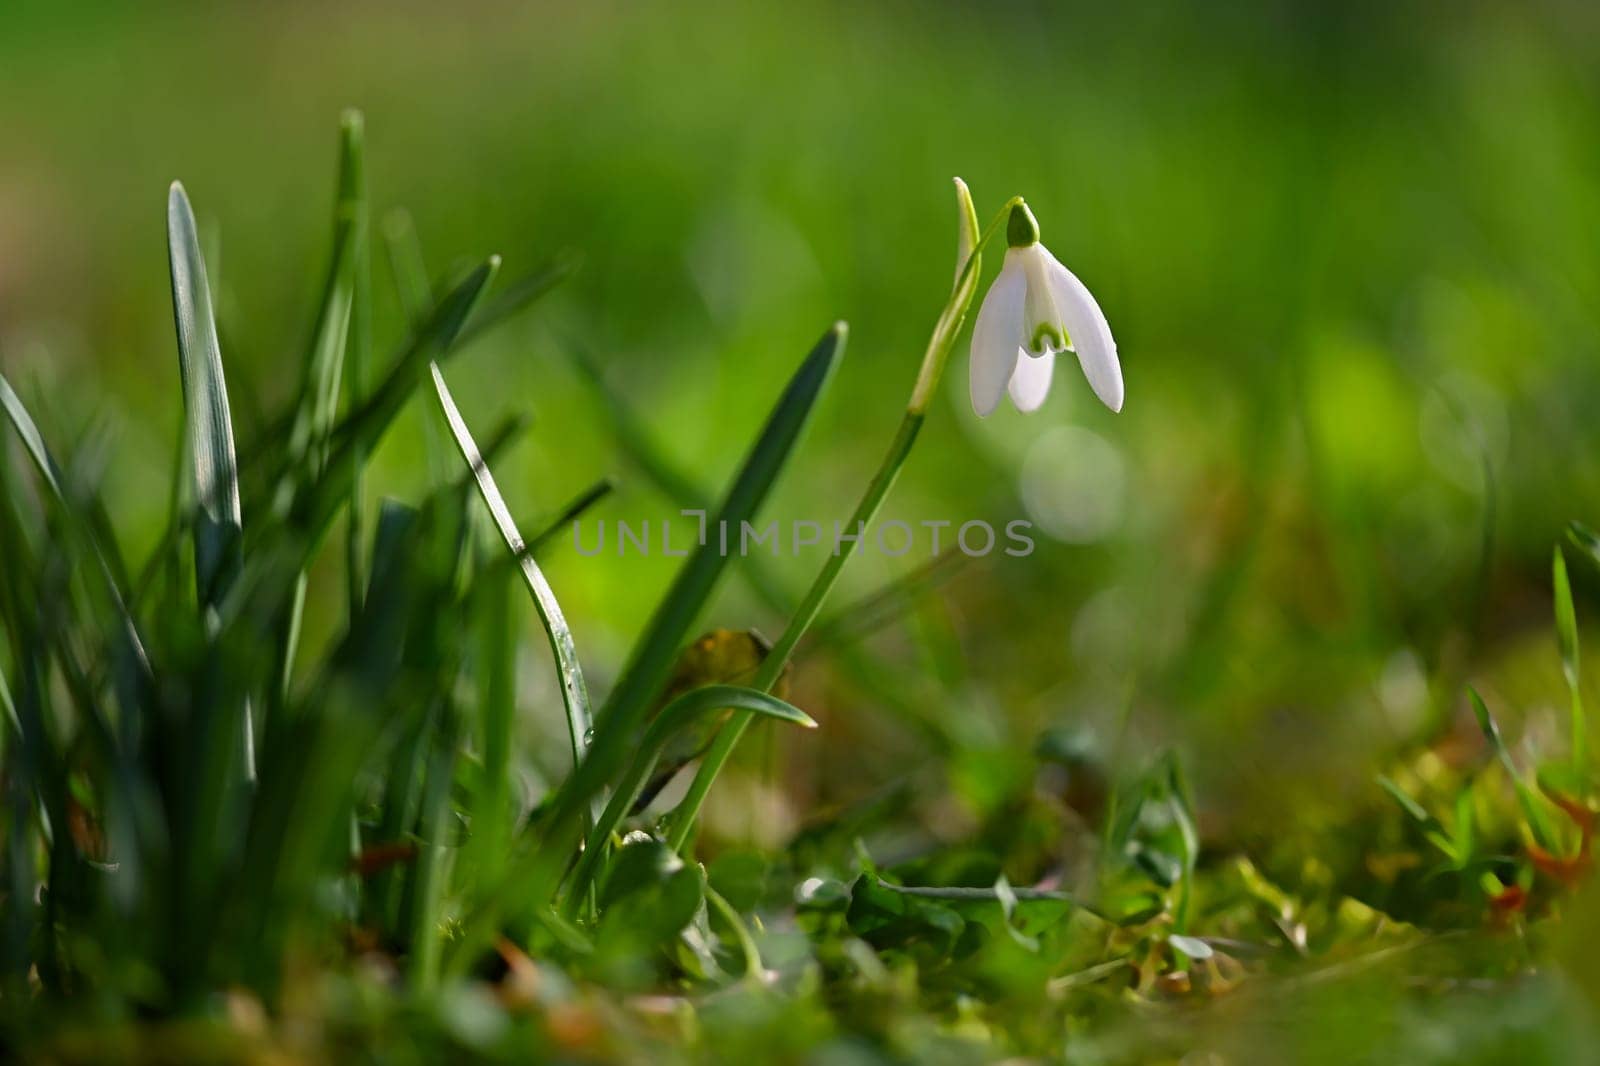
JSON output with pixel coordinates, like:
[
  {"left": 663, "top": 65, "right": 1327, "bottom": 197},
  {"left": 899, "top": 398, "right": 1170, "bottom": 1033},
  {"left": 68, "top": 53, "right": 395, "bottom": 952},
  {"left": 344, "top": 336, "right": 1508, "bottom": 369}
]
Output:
[{"left": 969, "top": 203, "right": 1122, "bottom": 417}]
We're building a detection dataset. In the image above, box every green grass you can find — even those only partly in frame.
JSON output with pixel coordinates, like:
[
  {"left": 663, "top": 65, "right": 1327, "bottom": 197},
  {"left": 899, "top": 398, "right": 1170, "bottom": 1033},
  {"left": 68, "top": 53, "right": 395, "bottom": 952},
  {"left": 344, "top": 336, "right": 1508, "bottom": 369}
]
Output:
[{"left": 0, "top": 111, "right": 1598, "bottom": 1065}]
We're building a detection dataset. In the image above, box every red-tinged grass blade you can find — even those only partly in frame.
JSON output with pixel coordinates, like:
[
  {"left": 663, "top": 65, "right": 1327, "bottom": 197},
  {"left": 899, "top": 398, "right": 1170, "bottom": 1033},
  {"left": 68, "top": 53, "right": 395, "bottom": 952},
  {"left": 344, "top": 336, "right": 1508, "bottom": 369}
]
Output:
[{"left": 429, "top": 362, "right": 593, "bottom": 764}]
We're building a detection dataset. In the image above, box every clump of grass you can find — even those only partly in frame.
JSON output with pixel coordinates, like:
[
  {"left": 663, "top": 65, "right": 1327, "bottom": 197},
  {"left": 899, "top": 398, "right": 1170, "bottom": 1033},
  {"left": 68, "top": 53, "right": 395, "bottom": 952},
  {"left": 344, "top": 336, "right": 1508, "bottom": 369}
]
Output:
[{"left": 0, "top": 111, "right": 834, "bottom": 1015}]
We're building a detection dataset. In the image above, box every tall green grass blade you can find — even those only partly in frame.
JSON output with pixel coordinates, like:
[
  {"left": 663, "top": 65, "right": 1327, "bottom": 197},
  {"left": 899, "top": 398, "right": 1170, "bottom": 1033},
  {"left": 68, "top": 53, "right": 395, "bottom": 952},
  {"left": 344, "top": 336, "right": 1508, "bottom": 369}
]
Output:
[
  {"left": 455, "top": 254, "right": 577, "bottom": 349},
  {"left": 564, "top": 684, "right": 815, "bottom": 911},
  {"left": 167, "top": 182, "right": 244, "bottom": 613},
  {"left": 382, "top": 207, "right": 434, "bottom": 327},
  {"left": 469, "top": 559, "right": 516, "bottom": 887},
  {"left": 429, "top": 361, "right": 592, "bottom": 762},
  {"left": 341, "top": 111, "right": 374, "bottom": 614},
  {"left": 1554, "top": 547, "right": 1585, "bottom": 767},
  {"left": 566, "top": 342, "right": 793, "bottom": 613},
  {"left": 290, "top": 257, "right": 499, "bottom": 543},
  {"left": 406, "top": 707, "right": 462, "bottom": 992},
  {"left": 168, "top": 182, "right": 252, "bottom": 783},
  {"left": 276, "top": 114, "right": 370, "bottom": 710},
  {"left": 379, "top": 208, "right": 453, "bottom": 487},
  {"left": 288, "top": 128, "right": 360, "bottom": 473},
  {"left": 451, "top": 324, "right": 844, "bottom": 965},
  {"left": 579, "top": 322, "right": 845, "bottom": 786},
  {"left": 565, "top": 343, "right": 707, "bottom": 510}
]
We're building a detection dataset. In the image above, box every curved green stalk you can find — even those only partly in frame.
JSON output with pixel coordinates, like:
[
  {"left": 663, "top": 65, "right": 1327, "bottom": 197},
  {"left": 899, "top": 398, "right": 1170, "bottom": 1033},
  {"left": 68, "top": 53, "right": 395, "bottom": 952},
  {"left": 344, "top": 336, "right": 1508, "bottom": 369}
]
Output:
[{"left": 666, "top": 186, "right": 1018, "bottom": 853}]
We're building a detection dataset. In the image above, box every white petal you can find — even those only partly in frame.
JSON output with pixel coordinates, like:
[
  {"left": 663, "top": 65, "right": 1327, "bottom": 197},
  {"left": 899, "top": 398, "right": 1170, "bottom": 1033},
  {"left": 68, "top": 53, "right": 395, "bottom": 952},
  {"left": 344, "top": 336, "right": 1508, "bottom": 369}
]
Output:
[
  {"left": 1044, "top": 248, "right": 1122, "bottom": 413},
  {"left": 969, "top": 260, "right": 1025, "bottom": 417},
  {"left": 1008, "top": 351, "right": 1054, "bottom": 413},
  {"left": 1018, "top": 244, "right": 1065, "bottom": 356}
]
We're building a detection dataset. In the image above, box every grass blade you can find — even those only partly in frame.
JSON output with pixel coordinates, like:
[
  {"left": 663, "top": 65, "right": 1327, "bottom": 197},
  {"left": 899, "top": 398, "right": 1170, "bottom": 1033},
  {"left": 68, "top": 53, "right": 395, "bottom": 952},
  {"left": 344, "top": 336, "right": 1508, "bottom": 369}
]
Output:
[
  {"left": 0, "top": 376, "right": 64, "bottom": 497},
  {"left": 526, "top": 477, "right": 615, "bottom": 556},
  {"left": 277, "top": 114, "right": 369, "bottom": 710},
  {"left": 565, "top": 342, "right": 791, "bottom": 612},
  {"left": 1571, "top": 521, "right": 1600, "bottom": 569},
  {"left": 468, "top": 558, "right": 516, "bottom": 887},
  {"left": 167, "top": 182, "right": 244, "bottom": 612},
  {"left": 1554, "top": 547, "right": 1585, "bottom": 766},
  {"left": 508, "top": 323, "right": 851, "bottom": 921},
  {"left": 382, "top": 208, "right": 434, "bottom": 326},
  {"left": 429, "top": 362, "right": 592, "bottom": 763},
  {"left": 451, "top": 323, "right": 845, "bottom": 965},
  {"left": 1468, "top": 687, "right": 1558, "bottom": 849},
  {"left": 406, "top": 706, "right": 462, "bottom": 992},
  {"left": 341, "top": 111, "right": 374, "bottom": 613},
  {"left": 582, "top": 323, "right": 845, "bottom": 780},
  {"left": 289, "top": 257, "right": 499, "bottom": 544},
  {"left": 0, "top": 373, "right": 155, "bottom": 720},
  {"left": 456, "top": 254, "right": 577, "bottom": 349}
]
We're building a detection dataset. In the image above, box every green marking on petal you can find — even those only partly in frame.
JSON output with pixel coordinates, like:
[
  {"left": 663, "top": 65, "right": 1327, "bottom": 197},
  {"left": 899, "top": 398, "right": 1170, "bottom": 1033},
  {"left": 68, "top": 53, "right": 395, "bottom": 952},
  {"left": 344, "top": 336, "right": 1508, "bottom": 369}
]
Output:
[{"left": 1030, "top": 321, "right": 1065, "bottom": 353}]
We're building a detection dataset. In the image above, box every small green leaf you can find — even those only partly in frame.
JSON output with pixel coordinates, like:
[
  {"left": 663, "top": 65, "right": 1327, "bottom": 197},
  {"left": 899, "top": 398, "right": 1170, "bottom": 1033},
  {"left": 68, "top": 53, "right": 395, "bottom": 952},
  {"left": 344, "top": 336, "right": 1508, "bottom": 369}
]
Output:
[{"left": 596, "top": 838, "right": 704, "bottom": 947}]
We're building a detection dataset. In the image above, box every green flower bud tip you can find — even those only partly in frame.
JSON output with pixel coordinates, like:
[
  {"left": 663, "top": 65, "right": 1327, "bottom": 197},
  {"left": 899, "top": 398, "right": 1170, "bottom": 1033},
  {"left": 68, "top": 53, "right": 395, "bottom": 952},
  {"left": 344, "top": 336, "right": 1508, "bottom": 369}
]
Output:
[{"left": 1006, "top": 201, "right": 1039, "bottom": 248}]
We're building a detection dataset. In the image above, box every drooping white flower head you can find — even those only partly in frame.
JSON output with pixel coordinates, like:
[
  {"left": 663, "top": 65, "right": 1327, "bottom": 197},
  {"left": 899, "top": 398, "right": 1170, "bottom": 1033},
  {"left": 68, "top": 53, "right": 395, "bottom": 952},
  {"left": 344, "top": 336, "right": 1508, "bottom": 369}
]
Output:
[{"left": 969, "top": 203, "right": 1122, "bottom": 417}]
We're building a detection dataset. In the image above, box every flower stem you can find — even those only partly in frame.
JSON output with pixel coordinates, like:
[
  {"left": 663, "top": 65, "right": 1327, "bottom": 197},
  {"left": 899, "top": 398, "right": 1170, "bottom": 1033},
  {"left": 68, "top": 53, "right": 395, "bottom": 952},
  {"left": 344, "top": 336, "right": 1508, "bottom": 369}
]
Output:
[
  {"left": 666, "top": 412, "right": 922, "bottom": 850},
  {"left": 665, "top": 191, "right": 1021, "bottom": 854}
]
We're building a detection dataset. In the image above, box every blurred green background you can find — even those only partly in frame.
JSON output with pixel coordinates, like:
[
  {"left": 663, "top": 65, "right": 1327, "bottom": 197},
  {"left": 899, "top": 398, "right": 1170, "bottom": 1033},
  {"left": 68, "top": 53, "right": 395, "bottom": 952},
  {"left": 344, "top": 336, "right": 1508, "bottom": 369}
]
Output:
[{"left": 2, "top": 0, "right": 1598, "bottom": 843}]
